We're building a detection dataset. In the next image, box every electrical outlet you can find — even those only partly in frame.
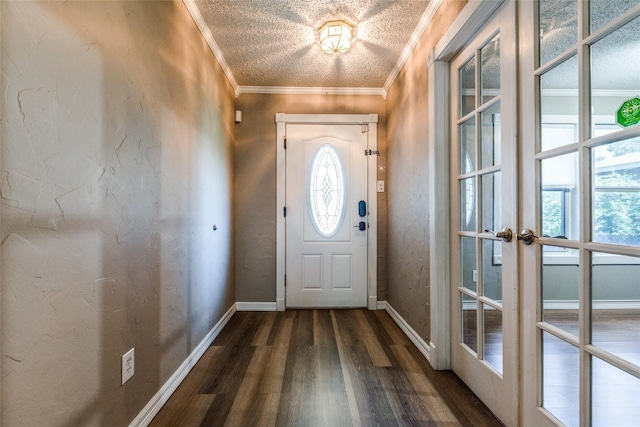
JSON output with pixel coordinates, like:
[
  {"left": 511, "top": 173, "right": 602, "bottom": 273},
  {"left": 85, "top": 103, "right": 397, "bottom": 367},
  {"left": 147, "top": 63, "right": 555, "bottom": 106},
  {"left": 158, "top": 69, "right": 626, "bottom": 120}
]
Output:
[
  {"left": 122, "top": 348, "right": 134, "bottom": 385},
  {"left": 472, "top": 270, "right": 478, "bottom": 283},
  {"left": 377, "top": 180, "right": 385, "bottom": 192}
]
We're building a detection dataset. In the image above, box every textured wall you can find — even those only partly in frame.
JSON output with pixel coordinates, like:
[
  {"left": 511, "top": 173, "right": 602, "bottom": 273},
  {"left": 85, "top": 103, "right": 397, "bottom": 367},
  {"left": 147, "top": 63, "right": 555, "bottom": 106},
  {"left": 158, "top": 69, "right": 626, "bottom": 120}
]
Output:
[
  {"left": 1, "top": 1, "right": 235, "bottom": 425},
  {"left": 234, "top": 94, "right": 387, "bottom": 303},
  {"left": 385, "top": 0, "right": 467, "bottom": 341}
]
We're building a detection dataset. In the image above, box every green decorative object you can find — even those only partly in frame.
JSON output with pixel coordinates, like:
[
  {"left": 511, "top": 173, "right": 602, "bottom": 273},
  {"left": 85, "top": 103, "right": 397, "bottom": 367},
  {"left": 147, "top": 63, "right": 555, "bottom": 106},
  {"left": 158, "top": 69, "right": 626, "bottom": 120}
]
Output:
[{"left": 616, "top": 97, "right": 640, "bottom": 127}]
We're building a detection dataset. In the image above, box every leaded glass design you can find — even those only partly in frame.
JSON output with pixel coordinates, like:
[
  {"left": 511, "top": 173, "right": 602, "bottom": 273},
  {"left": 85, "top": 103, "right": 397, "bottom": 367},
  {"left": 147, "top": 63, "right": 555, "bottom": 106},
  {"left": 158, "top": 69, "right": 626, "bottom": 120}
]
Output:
[{"left": 309, "top": 144, "right": 346, "bottom": 237}]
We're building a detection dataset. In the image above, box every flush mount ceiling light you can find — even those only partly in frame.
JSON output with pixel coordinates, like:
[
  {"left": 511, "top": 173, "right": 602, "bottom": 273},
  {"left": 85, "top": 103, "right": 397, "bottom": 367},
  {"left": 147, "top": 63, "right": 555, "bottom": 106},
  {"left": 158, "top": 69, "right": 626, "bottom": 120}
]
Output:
[{"left": 319, "top": 20, "right": 353, "bottom": 54}]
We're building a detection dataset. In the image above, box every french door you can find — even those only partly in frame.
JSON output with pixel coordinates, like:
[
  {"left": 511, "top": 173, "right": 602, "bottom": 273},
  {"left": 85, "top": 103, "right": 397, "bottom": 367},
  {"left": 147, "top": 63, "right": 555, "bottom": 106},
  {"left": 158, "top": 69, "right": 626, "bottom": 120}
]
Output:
[
  {"left": 450, "top": 2, "right": 518, "bottom": 425},
  {"left": 521, "top": 1, "right": 640, "bottom": 426}
]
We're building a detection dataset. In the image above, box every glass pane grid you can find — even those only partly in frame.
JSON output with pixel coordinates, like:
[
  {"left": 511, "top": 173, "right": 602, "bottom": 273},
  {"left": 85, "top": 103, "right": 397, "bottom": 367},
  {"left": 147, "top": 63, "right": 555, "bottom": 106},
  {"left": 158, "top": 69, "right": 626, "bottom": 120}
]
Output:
[
  {"left": 590, "top": 0, "right": 640, "bottom": 35},
  {"left": 592, "top": 356, "right": 640, "bottom": 426},
  {"left": 461, "top": 291, "right": 479, "bottom": 353},
  {"left": 541, "top": 153, "right": 579, "bottom": 241},
  {"left": 539, "top": 0, "right": 578, "bottom": 66},
  {"left": 590, "top": 15, "right": 640, "bottom": 141},
  {"left": 592, "top": 138, "right": 640, "bottom": 247},
  {"left": 481, "top": 103, "right": 502, "bottom": 168},
  {"left": 460, "top": 236, "right": 478, "bottom": 292},
  {"left": 460, "top": 118, "right": 477, "bottom": 174},
  {"left": 540, "top": 56, "right": 579, "bottom": 153},
  {"left": 480, "top": 34, "right": 500, "bottom": 106},
  {"left": 460, "top": 178, "right": 477, "bottom": 231},
  {"left": 460, "top": 56, "right": 476, "bottom": 118},
  {"left": 542, "top": 331, "right": 580, "bottom": 426},
  {"left": 590, "top": 251, "right": 640, "bottom": 367},
  {"left": 483, "top": 303, "right": 503, "bottom": 374},
  {"left": 535, "top": 2, "right": 640, "bottom": 427}
]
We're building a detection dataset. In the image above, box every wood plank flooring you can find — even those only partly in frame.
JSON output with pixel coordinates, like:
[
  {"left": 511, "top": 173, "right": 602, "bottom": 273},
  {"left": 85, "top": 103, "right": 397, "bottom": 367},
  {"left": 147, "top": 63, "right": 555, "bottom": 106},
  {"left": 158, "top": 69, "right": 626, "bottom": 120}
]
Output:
[{"left": 150, "top": 309, "right": 503, "bottom": 427}]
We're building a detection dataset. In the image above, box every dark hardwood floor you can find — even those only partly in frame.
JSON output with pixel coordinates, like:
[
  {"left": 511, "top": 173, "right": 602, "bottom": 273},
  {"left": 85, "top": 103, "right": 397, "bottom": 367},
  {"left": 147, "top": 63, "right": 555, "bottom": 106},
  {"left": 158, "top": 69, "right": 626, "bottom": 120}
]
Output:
[{"left": 150, "top": 309, "right": 503, "bottom": 427}]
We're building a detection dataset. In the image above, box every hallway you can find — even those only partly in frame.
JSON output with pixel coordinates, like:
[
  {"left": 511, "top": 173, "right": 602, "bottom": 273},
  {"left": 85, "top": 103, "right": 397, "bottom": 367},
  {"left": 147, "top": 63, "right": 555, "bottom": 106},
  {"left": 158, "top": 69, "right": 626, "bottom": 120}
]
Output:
[{"left": 150, "top": 309, "right": 502, "bottom": 426}]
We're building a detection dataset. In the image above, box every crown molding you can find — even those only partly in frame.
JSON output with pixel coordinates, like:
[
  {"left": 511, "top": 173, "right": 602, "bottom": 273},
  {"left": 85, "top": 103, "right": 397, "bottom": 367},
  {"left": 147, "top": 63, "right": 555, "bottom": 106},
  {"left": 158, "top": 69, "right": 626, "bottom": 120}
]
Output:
[
  {"left": 185, "top": 0, "right": 445, "bottom": 100},
  {"left": 434, "top": 0, "right": 505, "bottom": 62},
  {"left": 383, "top": 0, "right": 444, "bottom": 93},
  {"left": 237, "top": 86, "right": 387, "bottom": 99},
  {"left": 183, "top": 0, "right": 239, "bottom": 91}
]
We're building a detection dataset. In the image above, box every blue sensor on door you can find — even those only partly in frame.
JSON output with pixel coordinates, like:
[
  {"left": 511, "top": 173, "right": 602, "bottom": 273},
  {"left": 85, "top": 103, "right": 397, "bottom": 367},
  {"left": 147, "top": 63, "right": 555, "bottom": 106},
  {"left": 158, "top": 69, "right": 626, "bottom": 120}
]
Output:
[{"left": 359, "top": 200, "right": 366, "bottom": 217}]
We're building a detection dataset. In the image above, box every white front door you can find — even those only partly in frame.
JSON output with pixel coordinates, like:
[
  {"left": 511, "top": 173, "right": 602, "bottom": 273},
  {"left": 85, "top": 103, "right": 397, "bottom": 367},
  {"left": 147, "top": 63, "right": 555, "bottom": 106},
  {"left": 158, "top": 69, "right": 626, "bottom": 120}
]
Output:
[
  {"left": 520, "top": 2, "right": 640, "bottom": 426},
  {"left": 284, "top": 123, "right": 369, "bottom": 308},
  {"left": 449, "top": 2, "right": 518, "bottom": 425}
]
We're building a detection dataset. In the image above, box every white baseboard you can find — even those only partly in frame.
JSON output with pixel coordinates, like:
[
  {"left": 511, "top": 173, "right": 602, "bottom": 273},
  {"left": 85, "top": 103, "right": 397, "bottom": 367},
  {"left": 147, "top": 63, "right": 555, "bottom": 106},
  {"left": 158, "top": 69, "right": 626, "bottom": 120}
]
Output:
[
  {"left": 543, "top": 300, "right": 640, "bottom": 310},
  {"left": 385, "top": 303, "right": 431, "bottom": 363},
  {"left": 236, "top": 301, "right": 277, "bottom": 311},
  {"left": 129, "top": 303, "right": 237, "bottom": 427}
]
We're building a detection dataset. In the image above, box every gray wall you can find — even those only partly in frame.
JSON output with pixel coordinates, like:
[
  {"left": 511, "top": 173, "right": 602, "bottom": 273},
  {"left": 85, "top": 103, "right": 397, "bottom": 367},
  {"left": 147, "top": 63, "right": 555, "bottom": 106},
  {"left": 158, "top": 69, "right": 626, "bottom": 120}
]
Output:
[
  {"left": 544, "top": 264, "right": 640, "bottom": 301},
  {"left": 234, "top": 94, "right": 387, "bottom": 303},
  {"left": 1, "top": 1, "right": 236, "bottom": 425},
  {"left": 385, "top": 0, "right": 467, "bottom": 342}
]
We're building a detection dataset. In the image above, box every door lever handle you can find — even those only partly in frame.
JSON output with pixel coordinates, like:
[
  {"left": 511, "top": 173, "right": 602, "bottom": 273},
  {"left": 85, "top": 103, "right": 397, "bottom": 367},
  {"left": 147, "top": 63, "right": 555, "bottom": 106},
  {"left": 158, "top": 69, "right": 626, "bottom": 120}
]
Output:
[
  {"left": 354, "top": 221, "right": 366, "bottom": 231},
  {"left": 484, "top": 228, "right": 513, "bottom": 242},
  {"left": 516, "top": 229, "right": 537, "bottom": 245}
]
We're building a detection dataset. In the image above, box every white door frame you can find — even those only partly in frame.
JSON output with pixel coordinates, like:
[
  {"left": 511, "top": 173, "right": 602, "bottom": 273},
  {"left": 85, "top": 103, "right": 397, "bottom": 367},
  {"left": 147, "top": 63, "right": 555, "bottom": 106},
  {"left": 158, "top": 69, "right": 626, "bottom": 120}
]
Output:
[
  {"left": 427, "top": 0, "right": 505, "bottom": 370},
  {"left": 275, "top": 113, "right": 379, "bottom": 311}
]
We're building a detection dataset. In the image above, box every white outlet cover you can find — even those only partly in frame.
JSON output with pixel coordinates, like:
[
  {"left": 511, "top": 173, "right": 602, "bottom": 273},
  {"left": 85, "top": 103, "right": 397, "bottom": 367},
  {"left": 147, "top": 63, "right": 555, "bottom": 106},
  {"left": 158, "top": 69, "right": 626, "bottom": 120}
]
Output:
[
  {"left": 122, "top": 348, "right": 135, "bottom": 385},
  {"left": 377, "top": 180, "right": 385, "bottom": 192}
]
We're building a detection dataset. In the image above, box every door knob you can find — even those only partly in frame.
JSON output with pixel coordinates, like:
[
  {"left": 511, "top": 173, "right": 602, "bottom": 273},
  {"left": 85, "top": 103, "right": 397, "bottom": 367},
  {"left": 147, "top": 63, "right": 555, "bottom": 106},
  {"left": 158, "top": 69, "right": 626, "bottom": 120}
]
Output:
[
  {"left": 353, "top": 221, "right": 366, "bottom": 231},
  {"left": 516, "top": 229, "right": 537, "bottom": 245},
  {"left": 484, "top": 228, "right": 513, "bottom": 242}
]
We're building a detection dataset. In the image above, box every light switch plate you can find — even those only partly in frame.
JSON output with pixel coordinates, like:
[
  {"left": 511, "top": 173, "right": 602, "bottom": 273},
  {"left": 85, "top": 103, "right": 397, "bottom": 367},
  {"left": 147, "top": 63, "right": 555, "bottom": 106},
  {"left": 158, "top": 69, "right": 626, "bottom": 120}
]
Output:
[{"left": 122, "top": 348, "right": 134, "bottom": 385}]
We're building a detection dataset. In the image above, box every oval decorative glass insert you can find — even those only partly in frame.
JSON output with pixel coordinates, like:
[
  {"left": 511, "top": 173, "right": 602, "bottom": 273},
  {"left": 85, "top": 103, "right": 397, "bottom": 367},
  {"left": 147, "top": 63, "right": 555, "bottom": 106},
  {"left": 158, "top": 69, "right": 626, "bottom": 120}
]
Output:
[{"left": 309, "top": 144, "right": 346, "bottom": 237}]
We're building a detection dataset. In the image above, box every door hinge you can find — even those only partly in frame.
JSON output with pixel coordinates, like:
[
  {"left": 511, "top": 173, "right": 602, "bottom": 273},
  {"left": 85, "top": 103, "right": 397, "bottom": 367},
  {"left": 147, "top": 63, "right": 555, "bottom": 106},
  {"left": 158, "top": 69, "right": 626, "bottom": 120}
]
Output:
[
  {"left": 361, "top": 123, "right": 369, "bottom": 133},
  {"left": 365, "top": 149, "right": 380, "bottom": 156},
  {"left": 284, "top": 136, "right": 287, "bottom": 149},
  {"left": 283, "top": 206, "right": 287, "bottom": 217},
  {"left": 284, "top": 275, "right": 287, "bottom": 287}
]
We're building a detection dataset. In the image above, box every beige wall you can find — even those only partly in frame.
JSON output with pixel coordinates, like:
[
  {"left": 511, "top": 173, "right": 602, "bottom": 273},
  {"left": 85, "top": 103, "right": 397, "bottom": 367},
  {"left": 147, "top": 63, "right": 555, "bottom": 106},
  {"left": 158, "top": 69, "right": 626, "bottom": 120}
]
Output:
[
  {"left": 1, "top": 1, "right": 236, "bottom": 425},
  {"left": 385, "top": 0, "right": 467, "bottom": 340},
  {"left": 234, "top": 94, "right": 388, "bottom": 302}
]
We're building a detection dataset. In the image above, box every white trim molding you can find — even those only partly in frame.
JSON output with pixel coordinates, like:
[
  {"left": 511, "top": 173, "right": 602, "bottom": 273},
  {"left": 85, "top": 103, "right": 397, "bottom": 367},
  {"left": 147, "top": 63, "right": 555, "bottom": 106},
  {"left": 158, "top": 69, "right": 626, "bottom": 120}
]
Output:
[
  {"left": 275, "top": 113, "right": 379, "bottom": 124},
  {"left": 383, "top": 0, "right": 444, "bottom": 93},
  {"left": 427, "top": 56, "right": 451, "bottom": 371},
  {"left": 238, "top": 86, "right": 387, "bottom": 99},
  {"left": 385, "top": 303, "right": 431, "bottom": 362},
  {"left": 544, "top": 300, "right": 640, "bottom": 310},
  {"left": 434, "top": 0, "right": 505, "bottom": 62},
  {"left": 236, "top": 302, "right": 278, "bottom": 311},
  {"left": 182, "top": 0, "right": 238, "bottom": 92},
  {"left": 129, "top": 304, "right": 237, "bottom": 427}
]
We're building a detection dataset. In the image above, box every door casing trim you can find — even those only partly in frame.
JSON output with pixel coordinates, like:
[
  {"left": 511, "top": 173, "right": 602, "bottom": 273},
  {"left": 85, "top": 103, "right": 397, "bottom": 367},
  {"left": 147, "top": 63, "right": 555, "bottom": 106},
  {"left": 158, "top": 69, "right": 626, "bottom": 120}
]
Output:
[{"left": 275, "top": 113, "right": 379, "bottom": 311}]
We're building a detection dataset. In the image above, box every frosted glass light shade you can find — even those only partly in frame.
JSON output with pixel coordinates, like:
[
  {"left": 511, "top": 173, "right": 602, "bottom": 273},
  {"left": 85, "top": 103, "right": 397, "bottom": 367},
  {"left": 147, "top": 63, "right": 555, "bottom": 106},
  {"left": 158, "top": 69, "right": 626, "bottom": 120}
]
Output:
[{"left": 319, "top": 20, "right": 352, "bottom": 54}]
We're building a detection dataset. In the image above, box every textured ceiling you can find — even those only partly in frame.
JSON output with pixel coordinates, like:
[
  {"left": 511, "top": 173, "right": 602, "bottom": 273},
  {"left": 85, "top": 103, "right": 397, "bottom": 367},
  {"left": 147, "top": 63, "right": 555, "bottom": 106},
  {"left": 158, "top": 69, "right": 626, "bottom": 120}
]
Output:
[{"left": 192, "top": 0, "right": 433, "bottom": 89}]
